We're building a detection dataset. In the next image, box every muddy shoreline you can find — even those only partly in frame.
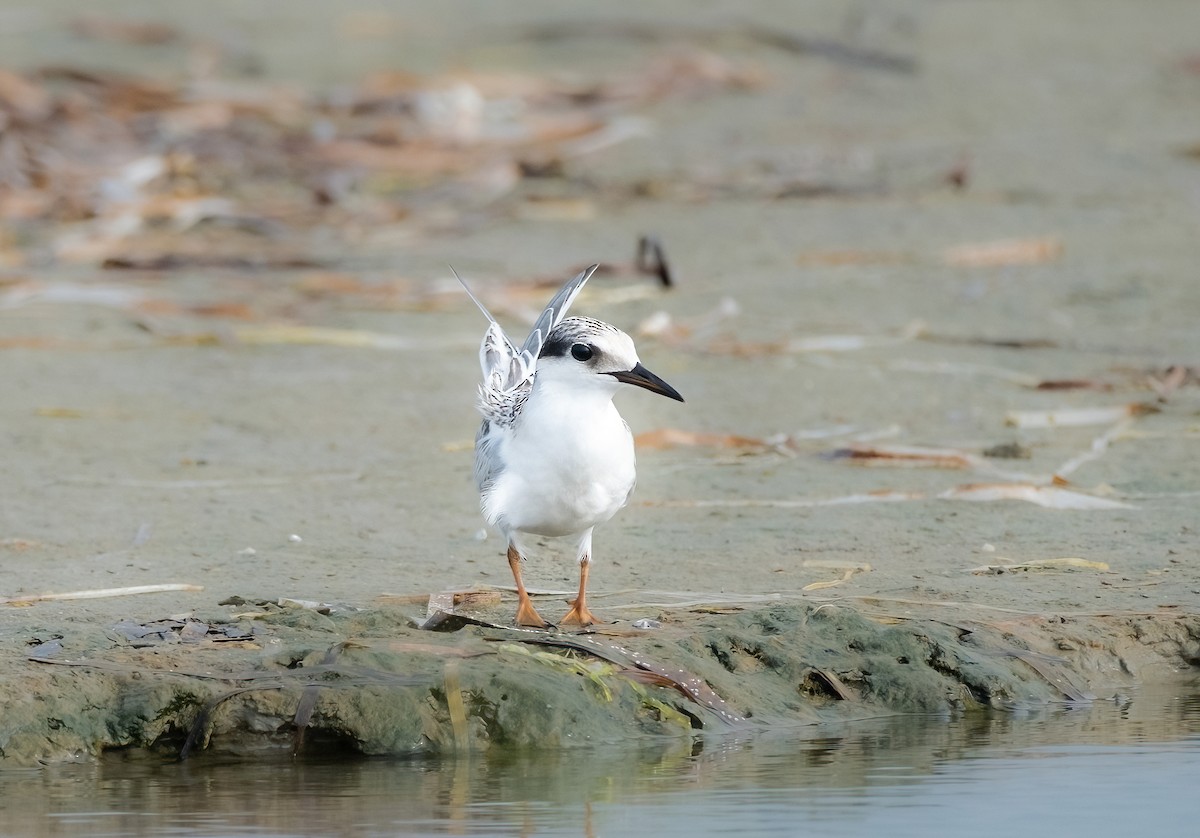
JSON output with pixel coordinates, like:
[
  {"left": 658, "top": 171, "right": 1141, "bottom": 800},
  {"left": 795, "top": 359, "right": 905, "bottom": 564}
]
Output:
[{"left": 3, "top": 596, "right": 1197, "bottom": 766}]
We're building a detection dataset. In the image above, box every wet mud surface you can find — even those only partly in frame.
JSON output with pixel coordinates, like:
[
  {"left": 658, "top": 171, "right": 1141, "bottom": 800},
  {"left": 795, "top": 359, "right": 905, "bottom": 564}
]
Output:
[
  {"left": 3, "top": 1, "right": 1200, "bottom": 764},
  {"left": 6, "top": 600, "right": 1199, "bottom": 765}
]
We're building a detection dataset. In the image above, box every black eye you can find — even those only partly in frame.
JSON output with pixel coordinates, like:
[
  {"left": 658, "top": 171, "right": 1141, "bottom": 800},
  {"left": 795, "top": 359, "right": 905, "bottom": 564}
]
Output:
[{"left": 570, "top": 343, "right": 593, "bottom": 362}]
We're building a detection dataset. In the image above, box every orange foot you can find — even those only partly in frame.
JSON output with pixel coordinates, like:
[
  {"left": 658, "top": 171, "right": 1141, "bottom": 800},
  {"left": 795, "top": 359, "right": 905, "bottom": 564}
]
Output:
[
  {"left": 515, "top": 597, "right": 551, "bottom": 629},
  {"left": 560, "top": 600, "right": 603, "bottom": 626}
]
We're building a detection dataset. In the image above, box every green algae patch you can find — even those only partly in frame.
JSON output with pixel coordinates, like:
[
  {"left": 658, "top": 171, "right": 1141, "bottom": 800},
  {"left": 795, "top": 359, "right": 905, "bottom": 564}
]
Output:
[{"left": 1, "top": 602, "right": 1197, "bottom": 765}]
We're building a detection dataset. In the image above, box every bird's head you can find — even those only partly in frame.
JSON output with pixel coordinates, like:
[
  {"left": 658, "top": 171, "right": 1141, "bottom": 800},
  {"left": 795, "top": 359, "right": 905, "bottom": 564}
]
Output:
[{"left": 537, "top": 317, "right": 684, "bottom": 402}]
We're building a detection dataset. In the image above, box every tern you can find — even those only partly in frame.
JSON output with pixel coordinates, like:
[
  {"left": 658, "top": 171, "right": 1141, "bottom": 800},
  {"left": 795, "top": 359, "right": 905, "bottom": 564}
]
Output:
[{"left": 459, "top": 265, "right": 684, "bottom": 627}]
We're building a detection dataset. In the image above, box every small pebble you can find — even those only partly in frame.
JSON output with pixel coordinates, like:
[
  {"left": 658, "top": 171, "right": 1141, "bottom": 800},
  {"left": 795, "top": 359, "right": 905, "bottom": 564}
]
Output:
[
  {"left": 238, "top": 547, "right": 257, "bottom": 556},
  {"left": 631, "top": 618, "right": 661, "bottom": 630},
  {"left": 981, "top": 543, "right": 996, "bottom": 553},
  {"left": 288, "top": 534, "right": 303, "bottom": 543}
]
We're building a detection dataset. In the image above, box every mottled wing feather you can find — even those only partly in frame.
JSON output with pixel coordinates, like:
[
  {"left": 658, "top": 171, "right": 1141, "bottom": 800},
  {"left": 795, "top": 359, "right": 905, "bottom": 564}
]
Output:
[
  {"left": 458, "top": 264, "right": 598, "bottom": 428},
  {"left": 479, "top": 321, "right": 517, "bottom": 387}
]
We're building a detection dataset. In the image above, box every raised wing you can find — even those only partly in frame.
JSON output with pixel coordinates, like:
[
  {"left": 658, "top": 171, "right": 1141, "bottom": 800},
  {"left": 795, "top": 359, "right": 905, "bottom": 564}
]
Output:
[
  {"left": 519, "top": 265, "right": 598, "bottom": 360},
  {"left": 456, "top": 265, "right": 598, "bottom": 424},
  {"left": 452, "top": 267, "right": 519, "bottom": 384}
]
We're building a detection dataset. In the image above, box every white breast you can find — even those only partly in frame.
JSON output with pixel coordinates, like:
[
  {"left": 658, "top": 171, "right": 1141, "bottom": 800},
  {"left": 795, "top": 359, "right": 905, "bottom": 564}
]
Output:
[{"left": 485, "top": 396, "right": 636, "bottom": 538}]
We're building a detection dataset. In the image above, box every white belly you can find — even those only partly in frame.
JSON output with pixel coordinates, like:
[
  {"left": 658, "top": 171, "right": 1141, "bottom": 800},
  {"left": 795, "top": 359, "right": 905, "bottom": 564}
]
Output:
[{"left": 485, "top": 402, "right": 637, "bottom": 537}]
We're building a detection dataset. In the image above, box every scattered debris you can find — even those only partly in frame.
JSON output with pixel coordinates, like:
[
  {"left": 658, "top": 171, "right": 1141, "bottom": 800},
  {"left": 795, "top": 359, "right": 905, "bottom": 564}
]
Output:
[
  {"left": 967, "top": 557, "right": 1111, "bottom": 575},
  {"left": 942, "top": 236, "right": 1063, "bottom": 267},
  {"left": 0, "top": 538, "right": 44, "bottom": 550},
  {"left": 801, "top": 561, "right": 873, "bottom": 592},
  {"left": 982, "top": 442, "right": 1032, "bottom": 459},
  {"left": 35, "top": 407, "right": 86, "bottom": 419},
  {"left": 635, "top": 234, "right": 673, "bottom": 288},
  {"left": 1005, "top": 403, "right": 1158, "bottom": 429},
  {"left": 827, "top": 444, "right": 983, "bottom": 469},
  {"left": 0, "top": 53, "right": 762, "bottom": 269},
  {"left": 634, "top": 427, "right": 787, "bottom": 453},
  {"left": 652, "top": 490, "right": 927, "bottom": 509},
  {"left": 1035, "top": 379, "right": 1114, "bottom": 391},
  {"left": 27, "top": 637, "right": 64, "bottom": 660},
  {"left": 276, "top": 597, "right": 357, "bottom": 615},
  {"left": 521, "top": 633, "right": 747, "bottom": 726},
  {"left": 108, "top": 617, "right": 258, "bottom": 646},
  {"left": 1147, "top": 365, "right": 1190, "bottom": 402},
  {"left": 2, "top": 583, "right": 203, "bottom": 606},
  {"left": 939, "top": 483, "right": 1135, "bottom": 510}
]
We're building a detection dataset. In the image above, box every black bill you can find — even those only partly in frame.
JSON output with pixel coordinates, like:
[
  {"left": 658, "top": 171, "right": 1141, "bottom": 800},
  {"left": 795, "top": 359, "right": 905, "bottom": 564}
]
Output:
[{"left": 608, "top": 362, "right": 685, "bottom": 402}]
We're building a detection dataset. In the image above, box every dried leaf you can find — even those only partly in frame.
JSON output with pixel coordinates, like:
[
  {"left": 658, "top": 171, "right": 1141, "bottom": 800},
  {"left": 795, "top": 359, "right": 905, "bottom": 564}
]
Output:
[
  {"left": 515, "top": 196, "right": 597, "bottom": 221},
  {"left": 1034, "top": 379, "right": 1113, "bottom": 391},
  {"left": 802, "top": 564, "right": 872, "bottom": 592},
  {"left": 981, "top": 442, "right": 1032, "bottom": 459},
  {"left": 801, "top": 561, "right": 871, "bottom": 592},
  {"left": 36, "top": 407, "right": 85, "bottom": 419},
  {"left": 276, "top": 598, "right": 347, "bottom": 614},
  {"left": 523, "top": 634, "right": 746, "bottom": 726},
  {"left": 1147, "top": 365, "right": 1189, "bottom": 402},
  {"left": 0, "top": 538, "right": 43, "bottom": 550},
  {"left": 69, "top": 17, "right": 180, "bottom": 45},
  {"left": 941, "top": 483, "right": 1134, "bottom": 510},
  {"left": 1001, "top": 647, "right": 1094, "bottom": 701},
  {"left": 828, "top": 444, "right": 982, "bottom": 469},
  {"left": 102, "top": 253, "right": 324, "bottom": 271},
  {"left": 969, "top": 557, "right": 1110, "bottom": 574},
  {"left": 653, "top": 490, "right": 926, "bottom": 509},
  {"left": 1005, "top": 404, "right": 1157, "bottom": 429},
  {"left": 180, "top": 302, "right": 256, "bottom": 320},
  {"left": 2, "top": 583, "right": 203, "bottom": 605},
  {"left": 452, "top": 590, "right": 503, "bottom": 607},
  {"left": 635, "top": 427, "right": 774, "bottom": 452},
  {"left": 942, "top": 236, "right": 1063, "bottom": 267},
  {"left": 374, "top": 593, "right": 433, "bottom": 606}
]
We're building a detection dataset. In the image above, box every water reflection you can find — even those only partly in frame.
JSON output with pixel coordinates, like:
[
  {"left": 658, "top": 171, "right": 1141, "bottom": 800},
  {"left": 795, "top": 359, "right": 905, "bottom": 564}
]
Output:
[{"left": 2, "top": 681, "right": 1197, "bottom": 837}]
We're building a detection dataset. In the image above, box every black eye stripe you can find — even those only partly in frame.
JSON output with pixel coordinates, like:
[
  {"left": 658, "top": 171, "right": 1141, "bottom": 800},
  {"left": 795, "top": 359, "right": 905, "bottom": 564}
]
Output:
[{"left": 571, "top": 343, "right": 594, "bottom": 362}]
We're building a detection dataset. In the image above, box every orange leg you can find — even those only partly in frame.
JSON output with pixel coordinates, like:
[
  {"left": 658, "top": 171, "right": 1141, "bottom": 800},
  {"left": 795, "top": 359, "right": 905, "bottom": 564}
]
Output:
[
  {"left": 561, "top": 559, "right": 602, "bottom": 626},
  {"left": 507, "top": 544, "right": 549, "bottom": 628}
]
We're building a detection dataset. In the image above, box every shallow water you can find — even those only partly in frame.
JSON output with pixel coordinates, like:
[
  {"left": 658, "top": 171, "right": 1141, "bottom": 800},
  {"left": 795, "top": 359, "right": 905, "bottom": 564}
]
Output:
[{"left": 3, "top": 684, "right": 1197, "bottom": 838}]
